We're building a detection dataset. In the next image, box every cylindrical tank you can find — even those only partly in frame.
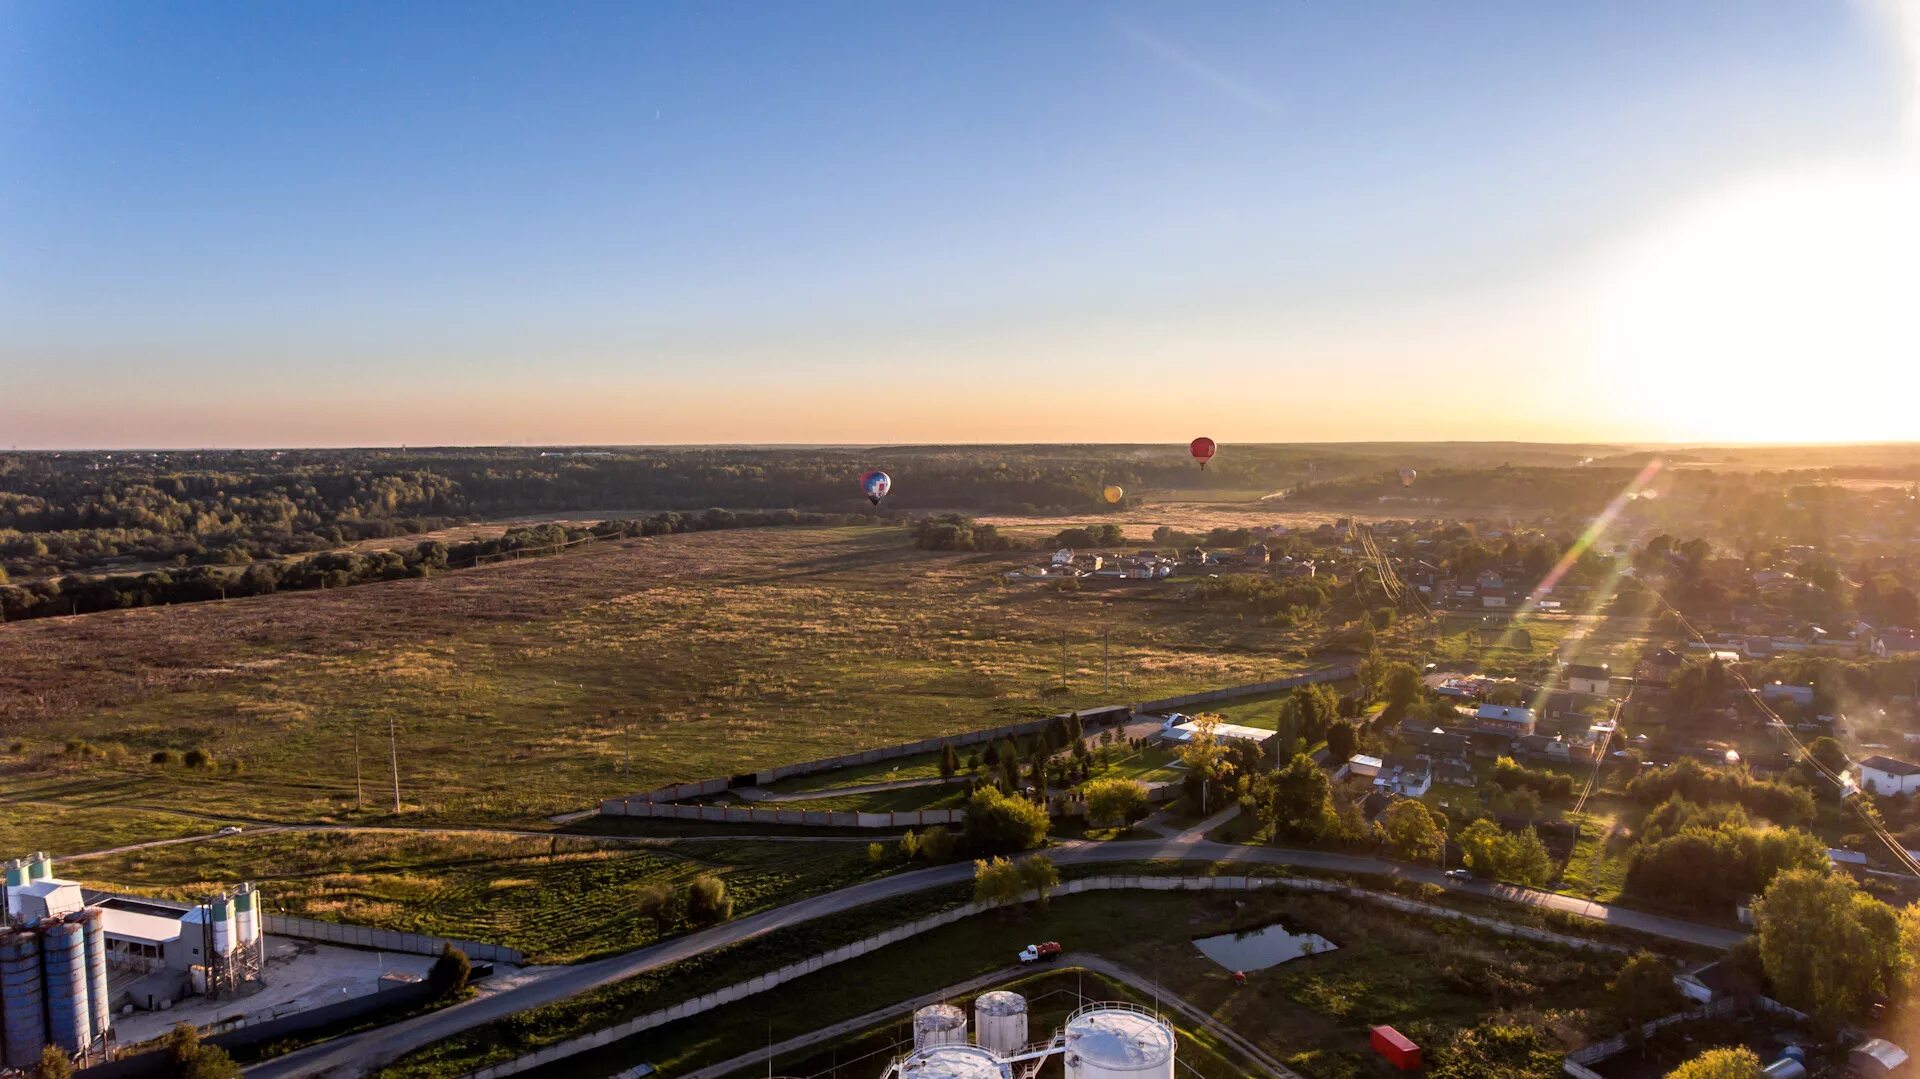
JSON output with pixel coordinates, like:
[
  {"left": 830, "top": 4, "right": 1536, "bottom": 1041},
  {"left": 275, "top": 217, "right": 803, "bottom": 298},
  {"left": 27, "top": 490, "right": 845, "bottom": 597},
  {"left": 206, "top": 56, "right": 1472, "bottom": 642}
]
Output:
[
  {"left": 1062, "top": 1004, "right": 1176, "bottom": 1079},
  {"left": 28, "top": 853, "right": 52, "bottom": 882},
  {"left": 42, "top": 919, "right": 90, "bottom": 1054},
  {"left": 210, "top": 893, "right": 234, "bottom": 957},
  {"left": 897, "top": 1044, "right": 1005, "bottom": 1079},
  {"left": 974, "top": 991, "right": 1029, "bottom": 1056},
  {"left": 1, "top": 860, "right": 24, "bottom": 918},
  {"left": 235, "top": 883, "right": 260, "bottom": 946},
  {"left": 1, "top": 928, "right": 47, "bottom": 1068},
  {"left": 913, "top": 1003, "right": 968, "bottom": 1050},
  {"left": 77, "top": 910, "right": 111, "bottom": 1043}
]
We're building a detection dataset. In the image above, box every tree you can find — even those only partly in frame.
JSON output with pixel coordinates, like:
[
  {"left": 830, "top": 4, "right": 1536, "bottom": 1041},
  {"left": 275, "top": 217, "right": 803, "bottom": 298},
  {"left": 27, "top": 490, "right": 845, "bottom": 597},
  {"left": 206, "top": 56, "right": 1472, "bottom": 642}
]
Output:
[
  {"left": 1176, "top": 713, "right": 1229, "bottom": 813},
  {"left": 1805, "top": 736, "right": 1850, "bottom": 780},
  {"left": 1383, "top": 662, "right": 1424, "bottom": 711},
  {"left": 163, "top": 1023, "right": 241, "bottom": 1079},
  {"left": 972, "top": 856, "right": 1026, "bottom": 907},
  {"left": 1753, "top": 868, "right": 1919, "bottom": 1024},
  {"left": 1607, "top": 951, "right": 1681, "bottom": 1028},
  {"left": 963, "top": 786, "right": 1050, "bottom": 853},
  {"left": 36, "top": 1046, "right": 72, "bottom": 1079},
  {"left": 1017, "top": 853, "right": 1060, "bottom": 909},
  {"left": 919, "top": 825, "right": 956, "bottom": 861},
  {"left": 686, "top": 874, "right": 733, "bottom": 925},
  {"left": 428, "top": 943, "right": 471, "bottom": 998},
  {"left": 1324, "top": 720, "right": 1356, "bottom": 765},
  {"left": 1255, "top": 753, "right": 1336, "bottom": 842},
  {"left": 939, "top": 742, "right": 960, "bottom": 779},
  {"left": 1381, "top": 799, "right": 1446, "bottom": 864},
  {"left": 898, "top": 830, "right": 920, "bottom": 859},
  {"left": 1666, "top": 1048, "right": 1761, "bottom": 1079},
  {"left": 1082, "top": 777, "right": 1148, "bottom": 829},
  {"left": 1457, "top": 819, "right": 1553, "bottom": 886},
  {"left": 868, "top": 841, "right": 886, "bottom": 863}
]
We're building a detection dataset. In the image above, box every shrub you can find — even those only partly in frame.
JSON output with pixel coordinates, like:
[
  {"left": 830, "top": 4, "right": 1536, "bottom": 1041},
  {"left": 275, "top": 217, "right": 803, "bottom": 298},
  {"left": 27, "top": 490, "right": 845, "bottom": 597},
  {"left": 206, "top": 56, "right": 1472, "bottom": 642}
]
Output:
[
  {"left": 685, "top": 874, "right": 733, "bottom": 925},
  {"left": 962, "top": 786, "right": 1049, "bottom": 854},
  {"left": 429, "top": 944, "right": 471, "bottom": 998},
  {"left": 151, "top": 749, "right": 178, "bottom": 766},
  {"left": 183, "top": 747, "right": 214, "bottom": 770}
]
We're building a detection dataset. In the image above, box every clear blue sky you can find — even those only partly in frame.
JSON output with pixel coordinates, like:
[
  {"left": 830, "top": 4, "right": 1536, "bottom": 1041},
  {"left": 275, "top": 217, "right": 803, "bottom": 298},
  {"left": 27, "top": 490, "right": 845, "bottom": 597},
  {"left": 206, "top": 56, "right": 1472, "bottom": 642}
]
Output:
[{"left": 2, "top": 1, "right": 1911, "bottom": 446}]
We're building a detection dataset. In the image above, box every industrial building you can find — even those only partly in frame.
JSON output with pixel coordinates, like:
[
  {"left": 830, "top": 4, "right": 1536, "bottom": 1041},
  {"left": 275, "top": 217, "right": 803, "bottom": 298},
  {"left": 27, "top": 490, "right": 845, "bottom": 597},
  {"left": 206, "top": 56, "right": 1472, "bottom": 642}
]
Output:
[
  {"left": 881, "top": 994, "right": 1175, "bottom": 1079},
  {"left": 2, "top": 854, "right": 267, "bottom": 1070}
]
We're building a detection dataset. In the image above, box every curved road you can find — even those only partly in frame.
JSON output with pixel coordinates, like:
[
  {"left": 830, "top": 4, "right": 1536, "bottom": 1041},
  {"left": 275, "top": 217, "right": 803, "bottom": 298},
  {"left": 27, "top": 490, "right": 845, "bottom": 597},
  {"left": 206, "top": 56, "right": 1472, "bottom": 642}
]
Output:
[{"left": 245, "top": 835, "right": 1742, "bottom": 1079}]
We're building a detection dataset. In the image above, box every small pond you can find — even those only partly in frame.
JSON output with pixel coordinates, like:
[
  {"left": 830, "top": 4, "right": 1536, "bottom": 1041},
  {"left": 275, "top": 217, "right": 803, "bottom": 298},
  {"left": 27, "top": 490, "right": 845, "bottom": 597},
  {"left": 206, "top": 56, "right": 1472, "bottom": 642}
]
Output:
[{"left": 1192, "top": 922, "right": 1337, "bottom": 971}]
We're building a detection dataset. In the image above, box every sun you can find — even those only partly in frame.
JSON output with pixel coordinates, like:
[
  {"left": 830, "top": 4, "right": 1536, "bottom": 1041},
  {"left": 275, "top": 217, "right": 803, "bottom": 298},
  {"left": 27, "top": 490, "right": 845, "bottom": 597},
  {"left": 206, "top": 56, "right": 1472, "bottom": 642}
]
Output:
[{"left": 1584, "top": 158, "right": 1917, "bottom": 443}]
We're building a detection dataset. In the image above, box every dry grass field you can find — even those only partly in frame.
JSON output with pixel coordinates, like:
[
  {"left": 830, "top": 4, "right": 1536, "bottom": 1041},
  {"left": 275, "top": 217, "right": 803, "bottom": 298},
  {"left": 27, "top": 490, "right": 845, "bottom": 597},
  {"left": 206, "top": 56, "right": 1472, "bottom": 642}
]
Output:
[{"left": 2, "top": 525, "right": 1336, "bottom": 835}]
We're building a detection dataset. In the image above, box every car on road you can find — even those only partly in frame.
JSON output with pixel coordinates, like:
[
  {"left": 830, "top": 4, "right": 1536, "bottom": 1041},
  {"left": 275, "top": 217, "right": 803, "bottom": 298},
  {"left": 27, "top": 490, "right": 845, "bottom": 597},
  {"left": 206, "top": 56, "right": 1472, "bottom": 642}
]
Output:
[
  {"left": 1444, "top": 869, "right": 1472, "bottom": 882},
  {"left": 217, "top": 825, "right": 244, "bottom": 835},
  {"left": 1018, "top": 941, "right": 1062, "bottom": 964}
]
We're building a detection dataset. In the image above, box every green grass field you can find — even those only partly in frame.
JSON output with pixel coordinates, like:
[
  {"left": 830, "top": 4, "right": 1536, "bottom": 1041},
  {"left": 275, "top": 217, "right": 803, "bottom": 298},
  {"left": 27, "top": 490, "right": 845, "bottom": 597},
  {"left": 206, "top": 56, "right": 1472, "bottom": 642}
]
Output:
[
  {"left": 64, "top": 831, "right": 892, "bottom": 963},
  {"left": 1, "top": 527, "right": 1338, "bottom": 836}
]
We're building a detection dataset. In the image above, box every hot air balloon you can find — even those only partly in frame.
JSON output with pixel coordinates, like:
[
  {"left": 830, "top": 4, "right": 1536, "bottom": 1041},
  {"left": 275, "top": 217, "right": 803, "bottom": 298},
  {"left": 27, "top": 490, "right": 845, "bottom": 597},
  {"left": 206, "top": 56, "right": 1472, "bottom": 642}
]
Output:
[
  {"left": 860, "top": 470, "right": 891, "bottom": 506},
  {"left": 1189, "top": 437, "right": 1216, "bottom": 470},
  {"left": 1398, "top": 468, "right": 1417, "bottom": 488},
  {"left": 1103, "top": 485, "right": 1124, "bottom": 504}
]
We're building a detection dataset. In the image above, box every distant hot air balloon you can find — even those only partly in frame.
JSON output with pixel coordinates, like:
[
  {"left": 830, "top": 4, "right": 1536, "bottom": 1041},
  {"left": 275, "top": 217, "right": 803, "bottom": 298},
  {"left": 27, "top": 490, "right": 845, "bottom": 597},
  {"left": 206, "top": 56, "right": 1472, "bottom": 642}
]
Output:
[
  {"left": 860, "top": 470, "right": 891, "bottom": 506},
  {"left": 1398, "top": 468, "right": 1417, "bottom": 488},
  {"left": 1189, "top": 437, "right": 1216, "bottom": 470},
  {"left": 1103, "top": 485, "right": 1124, "bottom": 504}
]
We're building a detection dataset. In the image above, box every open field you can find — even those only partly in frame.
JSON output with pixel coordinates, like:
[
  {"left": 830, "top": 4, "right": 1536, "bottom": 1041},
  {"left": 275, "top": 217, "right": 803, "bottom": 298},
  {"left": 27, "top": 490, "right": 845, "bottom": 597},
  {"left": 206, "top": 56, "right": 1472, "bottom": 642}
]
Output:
[
  {"left": 412, "top": 887, "right": 1628, "bottom": 1079},
  {"left": 0, "top": 526, "right": 1342, "bottom": 828},
  {"left": 976, "top": 502, "right": 1396, "bottom": 540},
  {"left": 65, "top": 831, "right": 891, "bottom": 964}
]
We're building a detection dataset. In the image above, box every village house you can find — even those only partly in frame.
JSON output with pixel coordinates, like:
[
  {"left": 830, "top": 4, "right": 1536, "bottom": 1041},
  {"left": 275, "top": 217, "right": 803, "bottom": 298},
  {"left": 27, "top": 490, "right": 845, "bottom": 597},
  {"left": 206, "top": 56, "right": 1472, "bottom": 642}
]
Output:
[
  {"left": 1372, "top": 754, "right": 1432, "bottom": 798},
  {"left": 1473, "top": 703, "right": 1537, "bottom": 737},
  {"left": 1858, "top": 755, "right": 1920, "bottom": 796},
  {"left": 1562, "top": 662, "right": 1611, "bottom": 696}
]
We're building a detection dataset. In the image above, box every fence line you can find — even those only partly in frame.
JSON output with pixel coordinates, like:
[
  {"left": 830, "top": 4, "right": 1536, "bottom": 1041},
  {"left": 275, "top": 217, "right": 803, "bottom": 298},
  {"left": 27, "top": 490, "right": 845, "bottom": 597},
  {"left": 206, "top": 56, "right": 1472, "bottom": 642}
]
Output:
[
  {"left": 264, "top": 914, "right": 525, "bottom": 965},
  {"left": 461, "top": 866, "right": 1607, "bottom": 1079},
  {"left": 598, "top": 666, "right": 1358, "bottom": 821},
  {"left": 1563, "top": 995, "right": 1808, "bottom": 1075}
]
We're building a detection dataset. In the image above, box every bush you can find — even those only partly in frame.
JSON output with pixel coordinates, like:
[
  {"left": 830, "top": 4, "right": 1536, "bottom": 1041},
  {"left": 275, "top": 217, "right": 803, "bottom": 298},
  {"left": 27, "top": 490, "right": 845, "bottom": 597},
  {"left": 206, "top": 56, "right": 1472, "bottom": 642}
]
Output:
[
  {"left": 429, "top": 944, "right": 471, "bottom": 998},
  {"left": 685, "top": 874, "right": 733, "bottom": 925},
  {"left": 183, "top": 747, "right": 214, "bottom": 770},
  {"left": 962, "top": 786, "right": 1050, "bottom": 854},
  {"left": 150, "top": 749, "right": 178, "bottom": 766},
  {"left": 1081, "top": 777, "right": 1148, "bottom": 829},
  {"left": 919, "top": 825, "right": 956, "bottom": 861},
  {"left": 163, "top": 1022, "right": 241, "bottom": 1078},
  {"left": 636, "top": 882, "right": 678, "bottom": 932}
]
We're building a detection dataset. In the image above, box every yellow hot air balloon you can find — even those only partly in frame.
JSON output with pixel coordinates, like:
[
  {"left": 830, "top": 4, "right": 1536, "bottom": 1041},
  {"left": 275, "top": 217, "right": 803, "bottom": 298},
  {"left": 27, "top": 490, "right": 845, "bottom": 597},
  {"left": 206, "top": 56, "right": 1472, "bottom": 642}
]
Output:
[{"left": 1103, "top": 485, "right": 1124, "bottom": 504}]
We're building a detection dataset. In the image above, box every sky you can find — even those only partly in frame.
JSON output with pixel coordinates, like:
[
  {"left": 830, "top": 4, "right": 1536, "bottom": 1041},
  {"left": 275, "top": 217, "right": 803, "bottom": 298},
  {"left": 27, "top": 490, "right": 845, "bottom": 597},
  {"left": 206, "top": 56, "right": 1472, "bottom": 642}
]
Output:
[{"left": 2, "top": 1, "right": 1915, "bottom": 448}]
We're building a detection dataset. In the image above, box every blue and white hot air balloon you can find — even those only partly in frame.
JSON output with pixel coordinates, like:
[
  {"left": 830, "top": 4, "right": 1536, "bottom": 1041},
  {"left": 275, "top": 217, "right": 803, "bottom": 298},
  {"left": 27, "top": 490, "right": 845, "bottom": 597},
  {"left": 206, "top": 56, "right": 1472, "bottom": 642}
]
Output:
[{"left": 860, "top": 470, "right": 892, "bottom": 506}]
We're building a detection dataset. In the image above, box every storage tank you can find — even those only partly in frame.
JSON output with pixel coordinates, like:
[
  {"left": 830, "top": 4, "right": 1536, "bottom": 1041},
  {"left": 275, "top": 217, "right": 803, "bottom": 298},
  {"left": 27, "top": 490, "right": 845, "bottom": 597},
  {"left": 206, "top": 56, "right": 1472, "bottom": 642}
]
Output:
[
  {"left": 1062, "top": 1004, "right": 1175, "bottom": 1079},
  {"left": 235, "top": 883, "right": 261, "bottom": 946},
  {"left": 27, "top": 853, "right": 53, "bottom": 882},
  {"left": 973, "top": 991, "right": 1029, "bottom": 1056},
  {"left": 0, "top": 928, "right": 47, "bottom": 1068},
  {"left": 897, "top": 1044, "right": 1007, "bottom": 1079},
  {"left": 77, "top": 910, "right": 111, "bottom": 1043},
  {"left": 913, "top": 1003, "right": 968, "bottom": 1050},
  {"left": 1, "top": 860, "right": 24, "bottom": 918},
  {"left": 42, "top": 919, "right": 90, "bottom": 1053},
  {"left": 210, "top": 893, "right": 235, "bottom": 957}
]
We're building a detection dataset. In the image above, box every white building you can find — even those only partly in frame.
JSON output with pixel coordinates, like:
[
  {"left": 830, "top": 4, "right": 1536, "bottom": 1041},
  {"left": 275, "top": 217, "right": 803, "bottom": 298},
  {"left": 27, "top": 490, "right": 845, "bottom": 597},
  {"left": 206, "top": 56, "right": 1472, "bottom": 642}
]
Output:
[{"left": 1858, "top": 755, "right": 1920, "bottom": 796}]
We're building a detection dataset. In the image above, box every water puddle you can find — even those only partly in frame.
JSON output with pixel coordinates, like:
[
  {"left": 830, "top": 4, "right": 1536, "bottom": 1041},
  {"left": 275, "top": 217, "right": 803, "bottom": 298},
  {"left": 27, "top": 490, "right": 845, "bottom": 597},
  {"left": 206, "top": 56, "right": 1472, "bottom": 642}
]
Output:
[{"left": 1192, "top": 922, "right": 1337, "bottom": 971}]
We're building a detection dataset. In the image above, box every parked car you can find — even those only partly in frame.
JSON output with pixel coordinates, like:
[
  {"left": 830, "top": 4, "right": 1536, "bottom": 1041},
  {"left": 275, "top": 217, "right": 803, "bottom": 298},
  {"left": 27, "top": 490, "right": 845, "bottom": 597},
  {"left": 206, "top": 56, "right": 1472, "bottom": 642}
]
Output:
[
  {"left": 1444, "top": 869, "right": 1472, "bottom": 882},
  {"left": 1018, "top": 941, "right": 1062, "bottom": 964},
  {"left": 217, "top": 825, "right": 244, "bottom": 835}
]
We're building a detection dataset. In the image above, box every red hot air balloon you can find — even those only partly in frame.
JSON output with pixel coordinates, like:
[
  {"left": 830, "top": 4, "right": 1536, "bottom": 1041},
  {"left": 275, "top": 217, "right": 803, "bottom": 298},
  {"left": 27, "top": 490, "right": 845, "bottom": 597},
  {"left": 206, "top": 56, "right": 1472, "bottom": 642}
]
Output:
[{"left": 1189, "top": 437, "right": 1216, "bottom": 470}]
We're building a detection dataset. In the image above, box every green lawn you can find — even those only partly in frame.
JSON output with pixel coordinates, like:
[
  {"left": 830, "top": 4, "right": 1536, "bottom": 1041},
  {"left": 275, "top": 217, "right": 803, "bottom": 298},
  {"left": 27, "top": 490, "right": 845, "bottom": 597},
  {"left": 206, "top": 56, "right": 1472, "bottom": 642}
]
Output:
[
  {"left": 762, "top": 784, "right": 969, "bottom": 814},
  {"left": 65, "top": 831, "right": 894, "bottom": 963},
  {"left": 1556, "top": 808, "right": 1633, "bottom": 903}
]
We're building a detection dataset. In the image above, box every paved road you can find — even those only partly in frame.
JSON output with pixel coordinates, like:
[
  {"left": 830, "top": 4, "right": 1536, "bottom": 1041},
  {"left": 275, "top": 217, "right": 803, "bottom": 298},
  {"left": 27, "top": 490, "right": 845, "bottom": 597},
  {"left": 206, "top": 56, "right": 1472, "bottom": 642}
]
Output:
[{"left": 244, "top": 836, "right": 1742, "bottom": 1079}]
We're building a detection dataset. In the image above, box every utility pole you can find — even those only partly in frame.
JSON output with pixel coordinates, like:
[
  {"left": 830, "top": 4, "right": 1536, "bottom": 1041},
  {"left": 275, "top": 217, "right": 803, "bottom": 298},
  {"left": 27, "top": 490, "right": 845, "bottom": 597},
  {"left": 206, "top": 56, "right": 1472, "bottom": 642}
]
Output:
[
  {"left": 388, "top": 715, "right": 401, "bottom": 813},
  {"left": 1102, "top": 632, "right": 1111, "bottom": 695},
  {"left": 623, "top": 721, "right": 631, "bottom": 778},
  {"left": 1060, "top": 631, "right": 1069, "bottom": 688},
  {"left": 352, "top": 722, "right": 363, "bottom": 811}
]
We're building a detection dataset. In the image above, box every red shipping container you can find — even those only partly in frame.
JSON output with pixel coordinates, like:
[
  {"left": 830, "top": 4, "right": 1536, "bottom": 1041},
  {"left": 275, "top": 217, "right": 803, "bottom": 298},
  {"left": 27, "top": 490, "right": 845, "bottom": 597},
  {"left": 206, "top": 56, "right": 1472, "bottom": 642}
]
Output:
[{"left": 1370, "top": 1025, "right": 1422, "bottom": 1071}]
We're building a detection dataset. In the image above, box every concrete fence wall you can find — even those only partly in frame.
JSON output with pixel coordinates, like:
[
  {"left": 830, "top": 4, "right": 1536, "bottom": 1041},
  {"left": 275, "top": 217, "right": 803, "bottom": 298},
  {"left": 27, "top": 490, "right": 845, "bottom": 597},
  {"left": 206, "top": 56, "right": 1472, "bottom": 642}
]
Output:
[
  {"left": 264, "top": 914, "right": 525, "bottom": 965},
  {"left": 1563, "top": 995, "right": 1809, "bottom": 1075},
  {"left": 460, "top": 868, "right": 1614, "bottom": 1079},
  {"left": 598, "top": 667, "right": 1356, "bottom": 820},
  {"left": 601, "top": 801, "right": 968, "bottom": 829}
]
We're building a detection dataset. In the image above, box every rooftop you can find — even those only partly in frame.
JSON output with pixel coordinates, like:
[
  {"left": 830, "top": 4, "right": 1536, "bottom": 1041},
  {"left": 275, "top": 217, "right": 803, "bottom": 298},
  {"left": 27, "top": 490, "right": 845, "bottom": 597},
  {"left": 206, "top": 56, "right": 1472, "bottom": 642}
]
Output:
[{"left": 1860, "top": 755, "right": 1920, "bottom": 777}]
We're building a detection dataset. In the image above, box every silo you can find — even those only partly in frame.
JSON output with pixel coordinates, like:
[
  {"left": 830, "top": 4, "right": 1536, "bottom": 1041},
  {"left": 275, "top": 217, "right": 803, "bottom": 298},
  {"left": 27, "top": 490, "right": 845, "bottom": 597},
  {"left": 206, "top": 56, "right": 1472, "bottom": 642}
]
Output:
[
  {"left": 235, "top": 883, "right": 261, "bottom": 947},
  {"left": 0, "top": 928, "right": 46, "bottom": 1069},
  {"left": 41, "top": 919, "right": 90, "bottom": 1054},
  {"left": 77, "top": 911, "right": 111, "bottom": 1043},
  {"left": 913, "top": 1003, "right": 968, "bottom": 1050},
  {"left": 210, "top": 893, "right": 235, "bottom": 957},
  {"left": 973, "top": 991, "right": 1029, "bottom": 1056},
  {"left": 897, "top": 1044, "right": 1007, "bottom": 1079},
  {"left": 1062, "top": 1004, "right": 1175, "bottom": 1079},
  {"left": 1, "top": 860, "right": 24, "bottom": 918},
  {"left": 27, "top": 853, "right": 52, "bottom": 882}
]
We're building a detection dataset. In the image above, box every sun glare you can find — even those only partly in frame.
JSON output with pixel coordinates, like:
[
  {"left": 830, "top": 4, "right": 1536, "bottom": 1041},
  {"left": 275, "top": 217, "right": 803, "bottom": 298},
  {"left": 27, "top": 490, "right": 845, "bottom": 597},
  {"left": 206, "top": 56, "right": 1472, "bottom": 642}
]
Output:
[{"left": 1587, "top": 158, "right": 1916, "bottom": 443}]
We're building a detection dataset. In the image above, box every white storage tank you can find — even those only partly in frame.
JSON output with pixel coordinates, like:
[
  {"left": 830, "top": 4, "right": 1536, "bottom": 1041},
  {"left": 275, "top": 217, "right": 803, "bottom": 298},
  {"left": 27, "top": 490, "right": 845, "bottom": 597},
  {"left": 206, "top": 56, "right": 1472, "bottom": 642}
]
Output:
[
  {"left": 1062, "top": 1004, "right": 1175, "bottom": 1079},
  {"left": 913, "top": 1002, "right": 968, "bottom": 1050},
  {"left": 973, "top": 991, "right": 1029, "bottom": 1055},
  {"left": 234, "top": 883, "right": 261, "bottom": 947},
  {"left": 897, "top": 1044, "right": 1007, "bottom": 1079},
  {"left": 209, "top": 893, "right": 235, "bottom": 957}
]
